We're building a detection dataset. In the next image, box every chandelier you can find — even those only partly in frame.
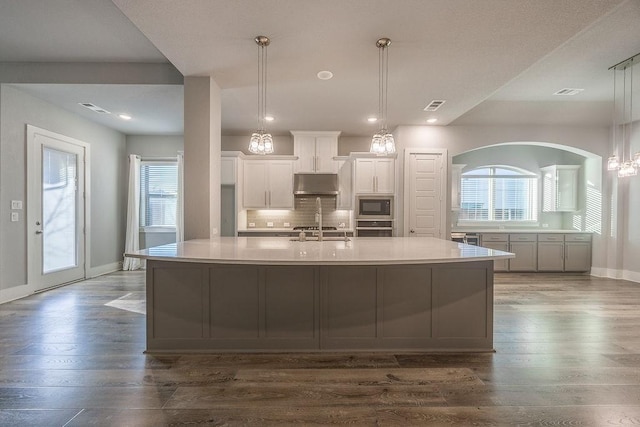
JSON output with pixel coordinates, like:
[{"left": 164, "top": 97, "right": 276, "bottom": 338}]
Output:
[
  {"left": 370, "top": 38, "right": 396, "bottom": 155},
  {"left": 248, "top": 36, "right": 274, "bottom": 155},
  {"left": 608, "top": 52, "right": 640, "bottom": 177}
]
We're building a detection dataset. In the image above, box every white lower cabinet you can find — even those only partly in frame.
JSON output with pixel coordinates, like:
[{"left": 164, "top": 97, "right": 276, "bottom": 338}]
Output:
[
  {"left": 508, "top": 234, "right": 537, "bottom": 272},
  {"left": 480, "top": 232, "right": 592, "bottom": 272},
  {"left": 480, "top": 234, "right": 509, "bottom": 271},
  {"left": 538, "top": 234, "right": 591, "bottom": 272}
]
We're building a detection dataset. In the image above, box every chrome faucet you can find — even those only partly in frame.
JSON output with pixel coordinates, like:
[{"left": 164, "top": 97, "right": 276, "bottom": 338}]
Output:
[{"left": 315, "top": 196, "right": 323, "bottom": 241}]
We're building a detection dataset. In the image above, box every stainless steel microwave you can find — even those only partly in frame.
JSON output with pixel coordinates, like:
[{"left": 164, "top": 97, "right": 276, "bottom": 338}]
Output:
[{"left": 356, "top": 196, "right": 393, "bottom": 219}]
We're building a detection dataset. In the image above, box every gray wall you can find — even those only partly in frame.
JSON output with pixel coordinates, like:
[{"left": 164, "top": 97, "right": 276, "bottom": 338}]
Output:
[{"left": 0, "top": 84, "right": 126, "bottom": 293}]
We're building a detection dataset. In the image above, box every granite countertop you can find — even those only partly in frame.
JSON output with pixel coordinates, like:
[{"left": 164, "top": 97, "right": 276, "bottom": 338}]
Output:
[{"left": 126, "top": 237, "right": 514, "bottom": 266}]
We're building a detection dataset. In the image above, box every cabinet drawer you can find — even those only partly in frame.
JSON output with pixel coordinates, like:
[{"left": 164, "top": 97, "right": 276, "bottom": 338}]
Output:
[
  {"left": 565, "top": 234, "right": 591, "bottom": 242},
  {"left": 538, "top": 234, "right": 565, "bottom": 242},
  {"left": 481, "top": 233, "right": 508, "bottom": 243},
  {"left": 509, "top": 234, "right": 537, "bottom": 242}
]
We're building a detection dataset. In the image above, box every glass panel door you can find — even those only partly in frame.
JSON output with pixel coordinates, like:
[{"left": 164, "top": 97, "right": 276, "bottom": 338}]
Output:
[{"left": 42, "top": 147, "right": 78, "bottom": 273}]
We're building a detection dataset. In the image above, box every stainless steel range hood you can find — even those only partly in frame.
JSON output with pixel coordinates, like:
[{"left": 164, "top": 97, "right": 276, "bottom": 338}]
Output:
[{"left": 293, "top": 173, "right": 339, "bottom": 195}]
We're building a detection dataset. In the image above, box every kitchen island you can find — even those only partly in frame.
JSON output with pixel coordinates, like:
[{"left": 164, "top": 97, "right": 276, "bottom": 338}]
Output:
[{"left": 127, "top": 237, "right": 513, "bottom": 353}]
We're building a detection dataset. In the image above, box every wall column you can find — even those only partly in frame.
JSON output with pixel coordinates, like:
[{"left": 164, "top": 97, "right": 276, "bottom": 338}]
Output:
[{"left": 183, "top": 76, "right": 221, "bottom": 239}]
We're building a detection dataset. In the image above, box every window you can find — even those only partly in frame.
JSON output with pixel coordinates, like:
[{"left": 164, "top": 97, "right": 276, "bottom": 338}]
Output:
[
  {"left": 140, "top": 161, "right": 178, "bottom": 228},
  {"left": 459, "top": 166, "right": 538, "bottom": 222}
]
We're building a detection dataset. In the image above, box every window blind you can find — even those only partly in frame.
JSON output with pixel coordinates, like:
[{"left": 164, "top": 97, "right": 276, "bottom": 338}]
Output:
[
  {"left": 459, "top": 167, "right": 537, "bottom": 222},
  {"left": 140, "top": 161, "right": 178, "bottom": 227}
]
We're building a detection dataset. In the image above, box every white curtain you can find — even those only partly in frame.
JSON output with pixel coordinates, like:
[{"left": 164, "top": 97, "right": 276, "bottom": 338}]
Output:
[
  {"left": 123, "top": 155, "right": 142, "bottom": 270},
  {"left": 176, "top": 151, "right": 185, "bottom": 242}
]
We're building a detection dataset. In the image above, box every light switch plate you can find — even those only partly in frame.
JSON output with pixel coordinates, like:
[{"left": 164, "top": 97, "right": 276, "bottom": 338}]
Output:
[
  {"left": 11, "top": 212, "right": 19, "bottom": 222},
  {"left": 248, "top": 222, "right": 256, "bottom": 228},
  {"left": 11, "top": 200, "right": 22, "bottom": 210}
]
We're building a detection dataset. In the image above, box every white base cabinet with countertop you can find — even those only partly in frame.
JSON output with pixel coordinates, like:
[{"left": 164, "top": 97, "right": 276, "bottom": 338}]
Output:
[{"left": 479, "top": 231, "right": 591, "bottom": 272}]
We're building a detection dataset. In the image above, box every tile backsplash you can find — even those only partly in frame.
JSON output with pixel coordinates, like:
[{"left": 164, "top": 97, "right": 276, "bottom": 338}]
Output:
[{"left": 246, "top": 196, "right": 350, "bottom": 229}]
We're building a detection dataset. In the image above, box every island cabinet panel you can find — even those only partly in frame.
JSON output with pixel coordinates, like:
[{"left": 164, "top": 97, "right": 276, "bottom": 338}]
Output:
[
  {"left": 379, "top": 266, "right": 432, "bottom": 339},
  {"left": 209, "top": 266, "right": 260, "bottom": 338},
  {"left": 149, "top": 265, "right": 205, "bottom": 339},
  {"left": 323, "top": 266, "right": 378, "bottom": 339},
  {"left": 263, "top": 266, "right": 317, "bottom": 339},
  {"left": 432, "top": 263, "right": 492, "bottom": 349}
]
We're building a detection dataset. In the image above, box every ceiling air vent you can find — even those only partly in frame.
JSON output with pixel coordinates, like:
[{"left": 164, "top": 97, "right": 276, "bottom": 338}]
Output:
[
  {"left": 423, "top": 100, "right": 446, "bottom": 111},
  {"left": 553, "top": 88, "right": 584, "bottom": 96},
  {"left": 78, "top": 102, "right": 111, "bottom": 114}
]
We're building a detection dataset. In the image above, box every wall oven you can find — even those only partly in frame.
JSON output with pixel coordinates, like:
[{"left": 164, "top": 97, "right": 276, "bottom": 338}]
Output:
[
  {"left": 356, "top": 220, "right": 393, "bottom": 237},
  {"left": 356, "top": 196, "right": 393, "bottom": 219}
]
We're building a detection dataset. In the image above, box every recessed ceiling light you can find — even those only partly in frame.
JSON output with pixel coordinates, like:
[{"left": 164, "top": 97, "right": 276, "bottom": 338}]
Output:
[
  {"left": 264, "top": 115, "right": 274, "bottom": 122},
  {"left": 317, "top": 70, "right": 333, "bottom": 80},
  {"left": 118, "top": 114, "right": 132, "bottom": 120},
  {"left": 367, "top": 117, "right": 378, "bottom": 123},
  {"left": 427, "top": 118, "right": 438, "bottom": 124}
]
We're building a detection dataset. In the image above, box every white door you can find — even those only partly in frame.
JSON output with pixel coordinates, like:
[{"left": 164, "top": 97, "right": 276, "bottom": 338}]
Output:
[
  {"left": 27, "top": 126, "right": 87, "bottom": 291},
  {"left": 406, "top": 153, "right": 444, "bottom": 238}
]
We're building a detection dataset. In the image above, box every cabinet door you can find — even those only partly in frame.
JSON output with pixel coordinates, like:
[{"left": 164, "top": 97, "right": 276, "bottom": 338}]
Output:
[
  {"left": 314, "top": 136, "right": 338, "bottom": 173},
  {"left": 221, "top": 157, "right": 236, "bottom": 185},
  {"left": 537, "top": 242, "right": 565, "bottom": 271},
  {"left": 293, "top": 135, "right": 317, "bottom": 173},
  {"left": 482, "top": 242, "right": 509, "bottom": 271},
  {"left": 267, "top": 161, "right": 294, "bottom": 209},
  {"left": 354, "top": 159, "right": 375, "bottom": 193},
  {"left": 374, "top": 158, "right": 395, "bottom": 193},
  {"left": 243, "top": 161, "right": 268, "bottom": 208},
  {"left": 509, "top": 241, "right": 537, "bottom": 271},
  {"left": 557, "top": 168, "right": 578, "bottom": 211},
  {"left": 337, "top": 160, "right": 352, "bottom": 209},
  {"left": 564, "top": 242, "right": 591, "bottom": 272}
]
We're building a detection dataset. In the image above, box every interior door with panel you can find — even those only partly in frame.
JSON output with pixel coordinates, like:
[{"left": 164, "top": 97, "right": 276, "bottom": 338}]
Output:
[
  {"left": 406, "top": 153, "right": 443, "bottom": 238},
  {"left": 27, "top": 125, "right": 87, "bottom": 291}
]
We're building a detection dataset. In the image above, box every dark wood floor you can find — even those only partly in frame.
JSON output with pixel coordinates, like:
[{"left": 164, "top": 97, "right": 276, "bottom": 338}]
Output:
[{"left": 2, "top": 272, "right": 640, "bottom": 426}]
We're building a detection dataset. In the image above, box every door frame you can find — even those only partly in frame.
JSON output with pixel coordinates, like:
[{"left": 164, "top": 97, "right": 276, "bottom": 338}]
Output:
[
  {"left": 403, "top": 148, "right": 448, "bottom": 239},
  {"left": 26, "top": 125, "right": 91, "bottom": 292}
]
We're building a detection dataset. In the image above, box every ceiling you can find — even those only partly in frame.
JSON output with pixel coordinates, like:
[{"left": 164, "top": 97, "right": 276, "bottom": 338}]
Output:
[{"left": 2, "top": 0, "right": 640, "bottom": 136}]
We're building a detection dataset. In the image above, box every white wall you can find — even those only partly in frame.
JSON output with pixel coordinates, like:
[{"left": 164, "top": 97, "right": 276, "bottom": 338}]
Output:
[
  {"left": 0, "top": 84, "right": 127, "bottom": 299},
  {"left": 126, "top": 135, "right": 184, "bottom": 158}
]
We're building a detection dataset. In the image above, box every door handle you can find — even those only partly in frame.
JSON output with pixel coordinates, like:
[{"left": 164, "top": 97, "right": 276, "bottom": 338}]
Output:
[
  {"left": 35, "top": 230, "right": 43, "bottom": 234},
  {"left": 410, "top": 229, "right": 415, "bottom": 233}
]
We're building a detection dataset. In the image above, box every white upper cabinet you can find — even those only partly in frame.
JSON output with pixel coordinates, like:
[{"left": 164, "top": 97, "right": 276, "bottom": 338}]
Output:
[
  {"left": 243, "top": 160, "right": 294, "bottom": 209},
  {"left": 354, "top": 157, "right": 395, "bottom": 194},
  {"left": 291, "top": 131, "right": 340, "bottom": 173},
  {"left": 541, "top": 165, "right": 580, "bottom": 212}
]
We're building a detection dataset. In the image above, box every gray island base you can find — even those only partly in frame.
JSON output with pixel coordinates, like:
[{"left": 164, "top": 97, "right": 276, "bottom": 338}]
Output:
[{"left": 130, "top": 237, "right": 513, "bottom": 353}]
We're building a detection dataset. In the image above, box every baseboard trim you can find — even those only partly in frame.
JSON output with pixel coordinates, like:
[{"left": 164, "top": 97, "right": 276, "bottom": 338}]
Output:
[
  {"left": 591, "top": 267, "right": 640, "bottom": 283},
  {"left": 87, "top": 261, "right": 123, "bottom": 278},
  {"left": 0, "top": 284, "right": 33, "bottom": 304}
]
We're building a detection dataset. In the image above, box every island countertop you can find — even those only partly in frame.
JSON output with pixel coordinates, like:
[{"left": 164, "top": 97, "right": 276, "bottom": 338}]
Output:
[{"left": 126, "top": 236, "right": 514, "bottom": 266}]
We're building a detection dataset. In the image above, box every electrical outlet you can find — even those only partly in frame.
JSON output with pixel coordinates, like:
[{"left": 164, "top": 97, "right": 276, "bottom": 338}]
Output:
[
  {"left": 283, "top": 222, "right": 290, "bottom": 227},
  {"left": 248, "top": 222, "right": 256, "bottom": 228},
  {"left": 11, "top": 212, "right": 19, "bottom": 222},
  {"left": 267, "top": 222, "right": 274, "bottom": 228},
  {"left": 11, "top": 200, "right": 22, "bottom": 210}
]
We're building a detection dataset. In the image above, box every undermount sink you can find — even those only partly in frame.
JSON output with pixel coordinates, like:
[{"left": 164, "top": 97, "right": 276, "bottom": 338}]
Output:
[{"left": 290, "top": 237, "right": 351, "bottom": 242}]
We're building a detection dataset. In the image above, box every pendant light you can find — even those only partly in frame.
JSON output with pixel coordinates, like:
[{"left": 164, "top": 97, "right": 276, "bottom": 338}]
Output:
[
  {"left": 248, "top": 36, "right": 274, "bottom": 155},
  {"left": 370, "top": 37, "right": 396, "bottom": 155},
  {"left": 609, "top": 52, "right": 639, "bottom": 177}
]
